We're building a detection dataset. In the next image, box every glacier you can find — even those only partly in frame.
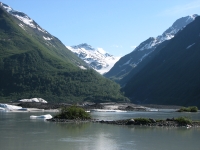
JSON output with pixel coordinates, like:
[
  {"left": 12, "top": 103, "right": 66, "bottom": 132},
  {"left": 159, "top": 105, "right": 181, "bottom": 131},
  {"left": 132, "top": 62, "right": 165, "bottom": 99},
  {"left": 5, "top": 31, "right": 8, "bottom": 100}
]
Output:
[{"left": 66, "top": 43, "right": 120, "bottom": 74}]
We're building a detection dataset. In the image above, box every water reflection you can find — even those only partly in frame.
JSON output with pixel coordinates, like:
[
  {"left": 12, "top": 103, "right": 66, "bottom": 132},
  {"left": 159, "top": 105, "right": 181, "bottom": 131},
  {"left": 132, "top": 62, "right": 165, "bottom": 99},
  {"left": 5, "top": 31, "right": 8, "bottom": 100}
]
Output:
[
  {"left": 0, "top": 111, "right": 200, "bottom": 150},
  {"left": 56, "top": 122, "right": 90, "bottom": 135}
]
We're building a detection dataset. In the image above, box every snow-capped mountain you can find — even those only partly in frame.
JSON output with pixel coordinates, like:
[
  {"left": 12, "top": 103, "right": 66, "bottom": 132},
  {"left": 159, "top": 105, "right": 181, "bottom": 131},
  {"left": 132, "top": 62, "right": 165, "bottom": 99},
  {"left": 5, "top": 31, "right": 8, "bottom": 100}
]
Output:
[
  {"left": 0, "top": 2, "right": 88, "bottom": 68},
  {"left": 123, "top": 16, "right": 200, "bottom": 107},
  {"left": 105, "top": 14, "right": 198, "bottom": 80},
  {"left": 0, "top": 2, "right": 56, "bottom": 42},
  {"left": 136, "top": 14, "right": 198, "bottom": 52},
  {"left": 66, "top": 43, "right": 120, "bottom": 74}
]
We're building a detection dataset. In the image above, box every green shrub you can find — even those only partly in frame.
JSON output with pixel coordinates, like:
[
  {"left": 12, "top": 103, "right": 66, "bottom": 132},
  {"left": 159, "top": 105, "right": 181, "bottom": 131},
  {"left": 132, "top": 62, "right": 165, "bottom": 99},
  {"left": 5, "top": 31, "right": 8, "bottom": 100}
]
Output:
[
  {"left": 177, "top": 106, "right": 198, "bottom": 112},
  {"left": 175, "top": 117, "right": 192, "bottom": 125},
  {"left": 134, "top": 118, "right": 151, "bottom": 125},
  {"left": 190, "top": 106, "right": 198, "bottom": 112},
  {"left": 54, "top": 106, "right": 91, "bottom": 120}
]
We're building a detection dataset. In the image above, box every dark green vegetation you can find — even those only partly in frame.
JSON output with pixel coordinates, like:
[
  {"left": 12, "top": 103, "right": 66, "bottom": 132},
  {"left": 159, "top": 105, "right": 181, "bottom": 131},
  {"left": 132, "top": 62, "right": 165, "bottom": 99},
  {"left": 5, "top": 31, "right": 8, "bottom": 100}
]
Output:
[
  {"left": 174, "top": 117, "right": 192, "bottom": 125},
  {"left": 0, "top": 6, "right": 128, "bottom": 103},
  {"left": 123, "top": 16, "right": 200, "bottom": 107},
  {"left": 54, "top": 106, "right": 91, "bottom": 120},
  {"left": 132, "top": 117, "right": 192, "bottom": 125},
  {"left": 132, "top": 117, "right": 193, "bottom": 126},
  {"left": 97, "top": 117, "right": 200, "bottom": 127},
  {"left": 133, "top": 118, "right": 151, "bottom": 125},
  {"left": 177, "top": 106, "right": 198, "bottom": 112}
]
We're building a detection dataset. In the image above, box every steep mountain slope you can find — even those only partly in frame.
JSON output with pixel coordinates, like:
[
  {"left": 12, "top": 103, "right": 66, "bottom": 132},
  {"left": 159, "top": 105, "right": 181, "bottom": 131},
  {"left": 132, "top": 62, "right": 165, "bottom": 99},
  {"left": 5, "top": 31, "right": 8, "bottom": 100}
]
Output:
[
  {"left": 123, "top": 16, "right": 200, "bottom": 107},
  {"left": 67, "top": 43, "right": 120, "bottom": 74},
  {"left": 0, "top": 4, "right": 128, "bottom": 103},
  {"left": 0, "top": 2, "right": 88, "bottom": 69},
  {"left": 104, "top": 15, "right": 198, "bottom": 84}
]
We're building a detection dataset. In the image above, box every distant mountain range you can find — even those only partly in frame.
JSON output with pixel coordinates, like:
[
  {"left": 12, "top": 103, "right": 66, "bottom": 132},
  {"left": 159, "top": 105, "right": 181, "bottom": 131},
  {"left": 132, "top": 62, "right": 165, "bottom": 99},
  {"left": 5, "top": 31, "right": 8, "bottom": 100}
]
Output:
[
  {"left": 67, "top": 43, "right": 120, "bottom": 74},
  {"left": 0, "top": 2, "right": 127, "bottom": 103},
  {"left": 104, "top": 14, "right": 198, "bottom": 84},
  {"left": 122, "top": 16, "right": 200, "bottom": 107}
]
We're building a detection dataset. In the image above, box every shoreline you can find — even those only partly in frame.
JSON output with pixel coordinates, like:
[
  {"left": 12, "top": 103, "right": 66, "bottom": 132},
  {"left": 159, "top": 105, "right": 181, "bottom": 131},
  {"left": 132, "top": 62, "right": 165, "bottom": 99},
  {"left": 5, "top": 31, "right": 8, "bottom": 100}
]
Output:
[
  {"left": 14, "top": 102, "right": 182, "bottom": 111},
  {"left": 47, "top": 118, "right": 200, "bottom": 128}
]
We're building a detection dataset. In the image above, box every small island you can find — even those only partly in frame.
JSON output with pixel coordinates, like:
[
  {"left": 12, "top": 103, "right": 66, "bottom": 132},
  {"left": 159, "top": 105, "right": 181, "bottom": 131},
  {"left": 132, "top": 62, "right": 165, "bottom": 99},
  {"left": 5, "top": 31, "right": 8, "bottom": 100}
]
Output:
[
  {"left": 47, "top": 106, "right": 200, "bottom": 128},
  {"left": 48, "top": 106, "right": 92, "bottom": 123},
  {"left": 177, "top": 106, "right": 198, "bottom": 112},
  {"left": 95, "top": 117, "right": 200, "bottom": 128}
]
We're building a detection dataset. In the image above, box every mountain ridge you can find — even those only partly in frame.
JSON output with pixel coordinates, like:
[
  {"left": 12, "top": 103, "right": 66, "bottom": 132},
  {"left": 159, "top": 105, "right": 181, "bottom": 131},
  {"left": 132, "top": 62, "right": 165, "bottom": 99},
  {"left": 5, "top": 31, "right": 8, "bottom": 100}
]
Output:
[
  {"left": 123, "top": 16, "right": 200, "bottom": 107},
  {"left": 104, "top": 14, "right": 198, "bottom": 84}
]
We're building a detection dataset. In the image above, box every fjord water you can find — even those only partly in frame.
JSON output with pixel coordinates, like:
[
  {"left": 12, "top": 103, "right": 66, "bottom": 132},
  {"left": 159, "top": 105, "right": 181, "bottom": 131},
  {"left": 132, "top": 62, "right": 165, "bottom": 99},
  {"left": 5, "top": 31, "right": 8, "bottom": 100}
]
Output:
[{"left": 0, "top": 111, "right": 200, "bottom": 150}]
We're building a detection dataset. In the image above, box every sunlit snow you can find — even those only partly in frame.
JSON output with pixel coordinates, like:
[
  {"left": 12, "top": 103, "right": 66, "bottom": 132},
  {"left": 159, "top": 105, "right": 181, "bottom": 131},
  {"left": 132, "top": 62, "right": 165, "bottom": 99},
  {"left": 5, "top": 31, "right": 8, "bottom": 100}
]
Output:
[
  {"left": 19, "top": 98, "right": 47, "bottom": 103},
  {"left": 43, "top": 36, "right": 53, "bottom": 41},
  {"left": 1, "top": 2, "right": 48, "bottom": 34},
  {"left": 79, "top": 66, "right": 87, "bottom": 70},
  {"left": 97, "top": 48, "right": 106, "bottom": 54},
  {"left": 18, "top": 23, "right": 25, "bottom": 30},
  {"left": 121, "top": 58, "right": 132, "bottom": 66},
  {"left": 37, "top": 27, "right": 47, "bottom": 33},
  {"left": 186, "top": 43, "right": 195, "bottom": 49},
  {"left": 67, "top": 44, "right": 121, "bottom": 74},
  {"left": 138, "top": 15, "right": 197, "bottom": 52}
]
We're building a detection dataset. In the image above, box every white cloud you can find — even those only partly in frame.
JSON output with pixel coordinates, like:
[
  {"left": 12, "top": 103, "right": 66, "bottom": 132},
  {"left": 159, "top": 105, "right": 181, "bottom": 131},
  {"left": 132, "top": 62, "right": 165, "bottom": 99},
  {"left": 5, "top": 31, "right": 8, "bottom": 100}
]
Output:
[
  {"left": 97, "top": 47, "right": 106, "bottom": 54},
  {"left": 159, "top": 0, "right": 200, "bottom": 16}
]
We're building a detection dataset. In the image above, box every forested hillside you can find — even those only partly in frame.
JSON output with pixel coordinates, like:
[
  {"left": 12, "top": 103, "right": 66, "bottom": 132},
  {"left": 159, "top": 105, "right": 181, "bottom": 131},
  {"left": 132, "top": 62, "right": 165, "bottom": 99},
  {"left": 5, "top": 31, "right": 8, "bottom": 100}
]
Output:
[{"left": 0, "top": 6, "right": 128, "bottom": 103}]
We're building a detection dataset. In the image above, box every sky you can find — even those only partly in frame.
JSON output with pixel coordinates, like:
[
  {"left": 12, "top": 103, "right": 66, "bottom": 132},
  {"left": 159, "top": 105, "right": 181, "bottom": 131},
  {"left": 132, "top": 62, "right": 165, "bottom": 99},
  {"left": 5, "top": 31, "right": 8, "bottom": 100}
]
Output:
[{"left": 1, "top": 0, "right": 200, "bottom": 57}]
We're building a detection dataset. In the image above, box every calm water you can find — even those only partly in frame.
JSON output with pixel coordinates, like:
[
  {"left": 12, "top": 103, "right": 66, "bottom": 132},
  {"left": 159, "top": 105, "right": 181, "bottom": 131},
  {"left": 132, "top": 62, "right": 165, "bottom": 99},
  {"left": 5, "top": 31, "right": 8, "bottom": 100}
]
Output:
[{"left": 0, "top": 110, "right": 200, "bottom": 150}]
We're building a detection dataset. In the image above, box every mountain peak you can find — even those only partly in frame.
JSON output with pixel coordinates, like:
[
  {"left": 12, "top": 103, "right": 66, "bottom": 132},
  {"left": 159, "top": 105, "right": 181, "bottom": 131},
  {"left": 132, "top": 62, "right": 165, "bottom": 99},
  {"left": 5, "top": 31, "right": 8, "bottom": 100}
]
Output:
[
  {"left": 72, "top": 43, "right": 95, "bottom": 51},
  {"left": 134, "top": 14, "right": 199, "bottom": 52},
  {"left": 0, "top": 2, "right": 48, "bottom": 33},
  {"left": 170, "top": 14, "right": 198, "bottom": 29},
  {"left": 105, "top": 14, "right": 198, "bottom": 81},
  {"left": 67, "top": 44, "right": 120, "bottom": 74}
]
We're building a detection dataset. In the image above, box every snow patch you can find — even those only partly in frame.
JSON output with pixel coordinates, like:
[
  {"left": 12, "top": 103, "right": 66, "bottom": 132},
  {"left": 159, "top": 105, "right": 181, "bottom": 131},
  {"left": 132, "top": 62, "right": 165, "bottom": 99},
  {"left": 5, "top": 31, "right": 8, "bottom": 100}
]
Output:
[
  {"left": 1, "top": 2, "right": 49, "bottom": 34},
  {"left": 79, "top": 66, "right": 87, "bottom": 70},
  {"left": 121, "top": 58, "right": 132, "bottom": 66},
  {"left": 37, "top": 27, "right": 47, "bottom": 33},
  {"left": 137, "top": 15, "right": 197, "bottom": 52},
  {"left": 43, "top": 36, "right": 53, "bottom": 41},
  {"left": 186, "top": 14, "right": 197, "bottom": 23},
  {"left": 14, "top": 14, "right": 36, "bottom": 28},
  {"left": 19, "top": 98, "right": 47, "bottom": 103},
  {"left": 186, "top": 43, "right": 195, "bottom": 49},
  {"left": 18, "top": 23, "right": 25, "bottom": 30},
  {"left": 97, "top": 48, "right": 106, "bottom": 54}
]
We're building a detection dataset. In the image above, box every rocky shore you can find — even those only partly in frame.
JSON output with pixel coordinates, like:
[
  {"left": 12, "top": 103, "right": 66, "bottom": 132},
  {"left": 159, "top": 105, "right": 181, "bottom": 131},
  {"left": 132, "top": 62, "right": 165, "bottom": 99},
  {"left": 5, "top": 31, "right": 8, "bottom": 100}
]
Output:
[
  {"left": 94, "top": 119, "right": 200, "bottom": 128},
  {"left": 16, "top": 102, "right": 182, "bottom": 111},
  {"left": 47, "top": 118, "right": 93, "bottom": 123},
  {"left": 17, "top": 102, "right": 71, "bottom": 110},
  {"left": 47, "top": 118, "right": 200, "bottom": 128}
]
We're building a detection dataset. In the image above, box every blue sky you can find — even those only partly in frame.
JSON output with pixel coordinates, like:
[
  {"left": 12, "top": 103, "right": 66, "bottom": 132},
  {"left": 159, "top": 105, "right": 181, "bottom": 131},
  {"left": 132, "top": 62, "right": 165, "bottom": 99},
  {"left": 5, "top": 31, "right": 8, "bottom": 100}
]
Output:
[{"left": 2, "top": 0, "right": 200, "bottom": 56}]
